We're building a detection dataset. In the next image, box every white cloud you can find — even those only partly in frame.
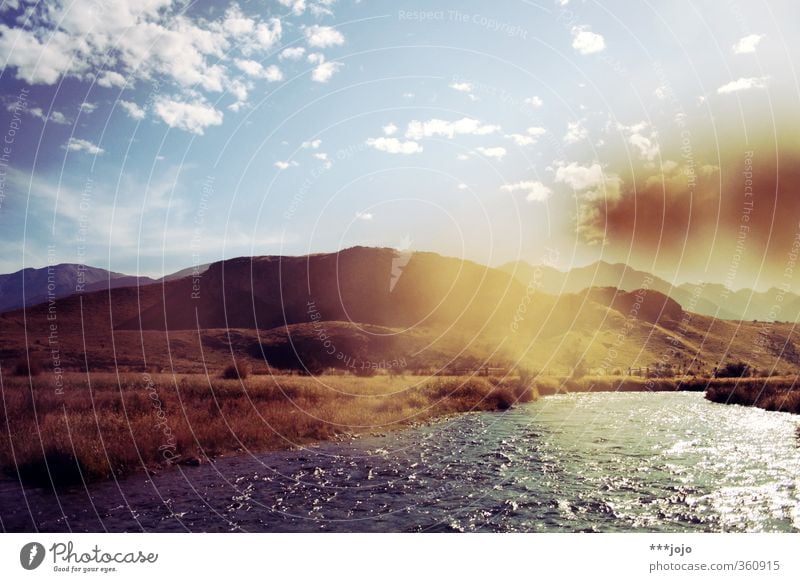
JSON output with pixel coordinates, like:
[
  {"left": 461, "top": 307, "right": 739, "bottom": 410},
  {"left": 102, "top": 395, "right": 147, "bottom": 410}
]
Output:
[
  {"left": 153, "top": 97, "right": 223, "bottom": 135},
  {"left": 506, "top": 126, "right": 546, "bottom": 146},
  {"left": 64, "top": 138, "right": 104, "bottom": 155},
  {"left": 261, "top": 65, "right": 283, "bottom": 82},
  {"left": 628, "top": 133, "right": 659, "bottom": 162},
  {"left": 449, "top": 82, "right": 472, "bottom": 93},
  {"left": 733, "top": 34, "right": 764, "bottom": 54},
  {"left": 79, "top": 102, "right": 97, "bottom": 113},
  {"left": 382, "top": 123, "right": 398, "bottom": 136},
  {"left": 310, "top": 2, "right": 334, "bottom": 17},
  {"left": 628, "top": 133, "right": 659, "bottom": 161},
  {"left": 476, "top": 146, "right": 507, "bottom": 159},
  {"left": 235, "top": 59, "right": 283, "bottom": 82},
  {"left": 500, "top": 181, "right": 552, "bottom": 202},
  {"left": 563, "top": 120, "right": 588, "bottom": 144},
  {"left": 25, "top": 107, "right": 71, "bottom": 125},
  {"left": 97, "top": 71, "right": 127, "bottom": 88},
  {"left": 717, "top": 76, "right": 769, "bottom": 94},
  {"left": 0, "top": 1, "right": 296, "bottom": 131},
  {"left": 555, "top": 162, "right": 622, "bottom": 204},
  {"left": 0, "top": 24, "right": 74, "bottom": 84},
  {"left": 119, "top": 100, "right": 146, "bottom": 120},
  {"left": 235, "top": 59, "right": 263, "bottom": 77},
  {"left": 366, "top": 137, "right": 423, "bottom": 155},
  {"left": 449, "top": 82, "right": 477, "bottom": 100},
  {"left": 457, "top": 183, "right": 468, "bottom": 190},
  {"left": 617, "top": 121, "right": 659, "bottom": 161},
  {"left": 571, "top": 25, "right": 606, "bottom": 55},
  {"left": 223, "top": 5, "right": 255, "bottom": 36},
  {"left": 226, "top": 78, "right": 250, "bottom": 111},
  {"left": 405, "top": 117, "right": 500, "bottom": 140},
  {"left": 554, "top": 162, "right": 604, "bottom": 190},
  {"left": 311, "top": 60, "right": 343, "bottom": 83},
  {"left": 305, "top": 25, "right": 345, "bottom": 48},
  {"left": 525, "top": 96, "right": 543, "bottom": 108},
  {"left": 278, "top": 0, "right": 307, "bottom": 16},
  {"left": 314, "top": 152, "right": 332, "bottom": 169},
  {"left": 506, "top": 134, "right": 536, "bottom": 146},
  {"left": 302, "top": 139, "right": 322, "bottom": 149},
  {"left": 279, "top": 46, "right": 306, "bottom": 60},
  {"left": 355, "top": 211, "right": 373, "bottom": 220},
  {"left": 275, "top": 160, "right": 298, "bottom": 170},
  {"left": 253, "top": 18, "right": 283, "bottom": 51}
]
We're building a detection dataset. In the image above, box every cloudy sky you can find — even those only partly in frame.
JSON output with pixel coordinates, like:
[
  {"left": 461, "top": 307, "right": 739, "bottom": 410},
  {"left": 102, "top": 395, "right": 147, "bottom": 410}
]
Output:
[{"left": 1, "top": 0, "right": 798, "bottom": 291}]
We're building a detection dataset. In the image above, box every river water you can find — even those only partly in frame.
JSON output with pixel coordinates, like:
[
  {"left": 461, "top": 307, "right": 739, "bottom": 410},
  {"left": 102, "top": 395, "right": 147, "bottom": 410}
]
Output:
[{"left": 2, "top": 392, "right": 799, "bottom": 532}]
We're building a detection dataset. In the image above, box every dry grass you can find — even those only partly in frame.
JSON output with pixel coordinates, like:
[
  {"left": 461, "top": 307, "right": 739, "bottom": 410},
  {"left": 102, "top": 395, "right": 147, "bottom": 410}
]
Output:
[
  {"left": 0, "top": 372, "right": 536, "bottom": 487},
  {"left": 528, "top": 375, "right": 706, "bottom": 395},
  {"left": 705, "top": 376, "right": 800, "bottom": 413}
]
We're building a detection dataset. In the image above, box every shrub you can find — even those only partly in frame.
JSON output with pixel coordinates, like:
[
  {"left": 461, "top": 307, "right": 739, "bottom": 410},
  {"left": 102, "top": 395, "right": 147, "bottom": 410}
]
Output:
[
  {"left": 714, "top": 361, "right": 751, "bottom": 378},
  {"left": 221, "top": 364, "right": 248, "bottom": 380},
  {"left": 485, "top": 386, "right": 515, "bottom": 410}
]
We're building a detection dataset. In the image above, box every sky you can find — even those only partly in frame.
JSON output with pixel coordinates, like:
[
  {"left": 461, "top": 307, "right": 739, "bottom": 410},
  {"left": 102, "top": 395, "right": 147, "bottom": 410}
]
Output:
[{"left": 1, "top": 0, "right": 799, "bottom": 291}]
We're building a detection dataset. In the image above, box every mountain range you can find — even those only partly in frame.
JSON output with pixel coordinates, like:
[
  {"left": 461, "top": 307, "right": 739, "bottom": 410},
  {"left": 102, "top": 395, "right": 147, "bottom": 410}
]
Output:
[
  {"left": 4, "top": 257, "right": 797, "bottom": 322},
  {"left": 499, "top": 260, "right": 800, "bottom": 322},
  {"left": 0, "top": 262, "right": 211, "bottom": 314},
  {"left": 1, "top": 247, "right": 798, "bottom": 376}
]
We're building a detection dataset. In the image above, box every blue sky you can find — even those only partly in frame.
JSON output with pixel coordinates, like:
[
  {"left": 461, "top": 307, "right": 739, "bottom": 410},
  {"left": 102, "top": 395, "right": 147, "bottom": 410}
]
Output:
[{"left": 1, "top": 0, "right": 798, "bottom": 289}]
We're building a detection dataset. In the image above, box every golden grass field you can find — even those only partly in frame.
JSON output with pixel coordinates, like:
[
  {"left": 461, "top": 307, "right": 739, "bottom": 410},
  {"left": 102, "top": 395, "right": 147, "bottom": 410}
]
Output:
[{"left": 0, "top": 371, "right": 536, "bottom": 486}]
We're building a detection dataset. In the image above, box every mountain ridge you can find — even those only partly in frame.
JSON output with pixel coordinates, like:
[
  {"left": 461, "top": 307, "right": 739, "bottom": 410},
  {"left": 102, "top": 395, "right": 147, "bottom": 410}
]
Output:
[
  {"left": 2, "top": 251, "right": 799, "bottom": 323},
  {"left": 1, "top": 246, "right": 798, "bottom": 376},
  {"left": 500, "top": 259, "right": 800, "bottom": 322}
]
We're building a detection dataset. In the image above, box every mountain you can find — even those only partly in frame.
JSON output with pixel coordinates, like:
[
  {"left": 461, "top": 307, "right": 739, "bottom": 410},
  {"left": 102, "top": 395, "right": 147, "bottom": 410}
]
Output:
[
  {"left": 500, "top": 260, "right": 740, "bottom": 320},
  {"left": 676, "top": 282, "right": 800, "bottom": 322},
  {"left": 2, "top": 247, "right": 799, "bottom": 376},
  {"left": 118, "top": 246, "right": 526, "bottom": 331},
  {"left": 0, "top": 264, "right": 157, "bottom": 314},
  {"left": 0, "top": 263, "right": 215, "bottom": 314}
]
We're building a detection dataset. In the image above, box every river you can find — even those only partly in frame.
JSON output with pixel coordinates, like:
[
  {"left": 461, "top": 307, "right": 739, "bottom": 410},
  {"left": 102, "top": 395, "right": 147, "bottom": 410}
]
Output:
[{"left": 2, "top": 392, "right": 799, "bottom": 532}]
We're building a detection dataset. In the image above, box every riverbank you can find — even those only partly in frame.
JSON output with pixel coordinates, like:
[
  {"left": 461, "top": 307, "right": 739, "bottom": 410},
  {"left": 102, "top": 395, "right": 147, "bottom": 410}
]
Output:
[
  {"left": 5, "top": 371, "right": 798, "bottom": 489},
  {"left": 704, "top": 376, "right": 800, "bottom": 413},
  {"left": 0, "top": 372, "right": 535, "bottom": 487},
  {"left": 4, "top": 390, "right": 799, "bottom": 533}
]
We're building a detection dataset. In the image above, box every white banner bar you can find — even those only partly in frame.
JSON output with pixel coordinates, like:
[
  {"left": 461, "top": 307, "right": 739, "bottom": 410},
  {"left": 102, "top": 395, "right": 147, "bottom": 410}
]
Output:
[{"left": 1, "top": 533, "right": 798, "bottom": 581}]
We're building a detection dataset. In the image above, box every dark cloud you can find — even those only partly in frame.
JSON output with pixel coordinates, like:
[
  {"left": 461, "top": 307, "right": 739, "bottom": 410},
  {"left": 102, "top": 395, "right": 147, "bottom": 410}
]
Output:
[{"left": 577, "top": 112, "right": 800, "bottom": 288}]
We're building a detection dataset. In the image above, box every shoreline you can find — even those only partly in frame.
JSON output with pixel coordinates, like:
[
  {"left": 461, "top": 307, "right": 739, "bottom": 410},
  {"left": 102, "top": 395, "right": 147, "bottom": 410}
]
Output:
[
  {"left": 704, "top": 376, "right": 800, "bottom": 414},
  {"left": 3, "top": 373, "right": 798, "bottom": 490}
]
